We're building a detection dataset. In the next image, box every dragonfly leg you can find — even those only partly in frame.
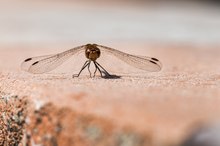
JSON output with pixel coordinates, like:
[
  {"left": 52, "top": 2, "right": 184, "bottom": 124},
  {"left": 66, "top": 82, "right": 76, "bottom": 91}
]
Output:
[
  {"left": 93, "top": 64, "right": 98, "bottom": 77},
  {"left": 93, "top": 61, "right": 103, "bottom": 77},
  {"left": 93, "top": 61, "right": 112, "bottom": 77},
  {"left": 87, "top": 61, "right": 92, "bottom": 77},
  {"left": 72, "top": 60, "right": 90, "bottom": 78}
]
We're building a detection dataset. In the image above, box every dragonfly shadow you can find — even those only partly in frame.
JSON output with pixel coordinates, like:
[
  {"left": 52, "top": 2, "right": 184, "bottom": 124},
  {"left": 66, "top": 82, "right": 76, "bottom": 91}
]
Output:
[{"left": 102, "top": 74, "right": 121, "bottom": 79}]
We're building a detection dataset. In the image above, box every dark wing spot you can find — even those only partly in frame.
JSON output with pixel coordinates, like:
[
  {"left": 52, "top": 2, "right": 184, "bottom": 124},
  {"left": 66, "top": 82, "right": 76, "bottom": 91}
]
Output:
[
  {"left": 24, "top": 58, "right": 32, "bottom": 62},
  {"left": 150, "top": 60, "right": 157, "bottom": 65},
  {"left": 151, "top": 58, "right": 159, "bottom": 61},
  {"left": 32, "top": 61, "right": 39, "bottom": 66}
]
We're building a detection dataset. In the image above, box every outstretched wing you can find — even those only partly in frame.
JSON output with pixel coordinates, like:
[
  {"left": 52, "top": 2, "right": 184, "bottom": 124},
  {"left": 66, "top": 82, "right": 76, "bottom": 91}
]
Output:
[
  {"left": 97, "top": 45, "right": 162, "bottom": 72},
  {"left": 21, "top": 45, "right": 85, "bottom": 74}
]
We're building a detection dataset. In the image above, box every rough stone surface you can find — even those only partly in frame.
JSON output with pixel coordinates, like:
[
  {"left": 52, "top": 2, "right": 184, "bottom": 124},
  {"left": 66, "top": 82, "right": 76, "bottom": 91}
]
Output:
[{"left": 0, "top": 43, "right": 220, "bottom": 146}]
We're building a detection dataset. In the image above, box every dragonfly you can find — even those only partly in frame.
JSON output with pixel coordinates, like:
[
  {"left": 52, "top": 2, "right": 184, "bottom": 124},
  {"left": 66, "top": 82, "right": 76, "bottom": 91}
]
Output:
[{"left": 21, "top": 44, "right": 162, "bottom": 78}]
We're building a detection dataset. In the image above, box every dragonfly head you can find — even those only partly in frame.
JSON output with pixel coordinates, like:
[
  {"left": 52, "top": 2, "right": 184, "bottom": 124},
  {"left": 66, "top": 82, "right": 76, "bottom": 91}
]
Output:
[{"left": 85, "top": 44, "right": 101, "bottom": 61}]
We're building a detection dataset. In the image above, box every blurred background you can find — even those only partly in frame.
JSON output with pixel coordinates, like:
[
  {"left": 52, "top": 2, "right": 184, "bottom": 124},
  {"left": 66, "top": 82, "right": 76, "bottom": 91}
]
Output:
[{"left": 0, "top": 0, "right": 220, "bottom": 47}]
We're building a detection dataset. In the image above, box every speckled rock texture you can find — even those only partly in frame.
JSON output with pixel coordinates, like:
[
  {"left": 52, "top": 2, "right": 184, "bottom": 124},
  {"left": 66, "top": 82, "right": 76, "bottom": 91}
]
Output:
[{"left": 0, "top": 43, "right": 220, "bottom": 146}]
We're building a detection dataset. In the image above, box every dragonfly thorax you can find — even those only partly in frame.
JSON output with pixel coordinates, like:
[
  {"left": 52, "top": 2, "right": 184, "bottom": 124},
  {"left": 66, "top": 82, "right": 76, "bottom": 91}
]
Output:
[{"left": 85, "top": 44, "right": 101, "bottom": 61}]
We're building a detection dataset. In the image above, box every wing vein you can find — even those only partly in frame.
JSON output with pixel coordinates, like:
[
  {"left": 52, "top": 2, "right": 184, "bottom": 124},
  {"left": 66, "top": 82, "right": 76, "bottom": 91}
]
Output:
[
  {"left": 21, "top": 45, "right": 85, "bottom": 74},
  {"left": 98, "top": 45, "right": 162, "bottom": 72}
]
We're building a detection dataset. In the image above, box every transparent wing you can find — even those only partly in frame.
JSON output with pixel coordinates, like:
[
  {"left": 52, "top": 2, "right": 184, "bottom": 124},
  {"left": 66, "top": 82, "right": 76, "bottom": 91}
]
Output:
[
  {"left": 21, "top": 45, "right": 85, "bottom": 74},
  {"left": 97, "top": 45, "right": 162, "bottom": 72}
]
